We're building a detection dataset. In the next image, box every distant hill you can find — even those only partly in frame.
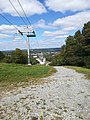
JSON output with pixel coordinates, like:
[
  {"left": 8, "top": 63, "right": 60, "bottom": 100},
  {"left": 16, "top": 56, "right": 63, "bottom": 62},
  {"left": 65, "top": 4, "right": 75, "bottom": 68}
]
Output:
[
  {"left": 31, "top": 48, "right": 61, "bottom": 53},
  {"left": 2, "top": 48, "right": 61, "bottom": 55}
]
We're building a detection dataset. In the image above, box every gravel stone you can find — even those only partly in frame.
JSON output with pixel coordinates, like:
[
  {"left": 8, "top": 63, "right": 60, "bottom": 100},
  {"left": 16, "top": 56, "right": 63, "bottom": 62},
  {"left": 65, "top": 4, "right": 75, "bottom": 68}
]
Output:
[{"left": 0, "top": 66, "right": 90, "bottom": 120}]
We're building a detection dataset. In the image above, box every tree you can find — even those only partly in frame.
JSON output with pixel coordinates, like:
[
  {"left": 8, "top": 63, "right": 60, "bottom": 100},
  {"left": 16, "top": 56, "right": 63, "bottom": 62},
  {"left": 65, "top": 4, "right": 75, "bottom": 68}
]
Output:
[
  {"left": 66, "top": 35, "right": 76, "bottom": 47},
  {"left": 82, "top": 21, "right": 90, "bottom": 45},
  {"left": 3, "top": 56, "right": 12, "bottom": 63},
  {"left": 51, "top": 21, "right": 90, "bottom": 68},
  {"left": 11, "top": 48, "right": 27, "bottom": 64},
  {"left": 0, "top": 51, "right": 5, "bottom": 61},
  {"left": 30, "top": 57, "right": 39, "bottom": 65},
  {"left": 74, "top": 30, "right": 85, "bottom": 45}
]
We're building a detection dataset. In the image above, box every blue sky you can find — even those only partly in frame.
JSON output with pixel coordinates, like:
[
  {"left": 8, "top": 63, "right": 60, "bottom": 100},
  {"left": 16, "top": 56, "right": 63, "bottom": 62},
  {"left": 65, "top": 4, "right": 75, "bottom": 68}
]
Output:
[{"left": 0, "top": 0, "right": 90, "bottom": 51}]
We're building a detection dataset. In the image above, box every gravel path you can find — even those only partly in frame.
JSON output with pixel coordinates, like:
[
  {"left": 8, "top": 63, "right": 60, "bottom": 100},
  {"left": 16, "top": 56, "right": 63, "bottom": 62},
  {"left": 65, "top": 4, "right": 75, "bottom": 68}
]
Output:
[{"left": 0, "top": 66, "right": 90, "bottom": 120}]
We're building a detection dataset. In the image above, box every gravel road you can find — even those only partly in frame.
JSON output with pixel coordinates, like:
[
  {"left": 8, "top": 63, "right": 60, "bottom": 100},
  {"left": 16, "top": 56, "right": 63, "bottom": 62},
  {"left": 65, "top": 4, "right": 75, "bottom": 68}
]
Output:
[{"left": 0, "top": 66, "right": 90, "bottom": 120}]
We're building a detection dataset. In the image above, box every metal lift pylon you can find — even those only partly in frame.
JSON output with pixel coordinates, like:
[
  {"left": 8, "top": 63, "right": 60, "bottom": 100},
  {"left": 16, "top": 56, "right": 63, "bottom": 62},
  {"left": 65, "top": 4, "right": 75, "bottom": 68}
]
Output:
[{"left": 18, "top": 28, "right": 36, "bottom": 65}]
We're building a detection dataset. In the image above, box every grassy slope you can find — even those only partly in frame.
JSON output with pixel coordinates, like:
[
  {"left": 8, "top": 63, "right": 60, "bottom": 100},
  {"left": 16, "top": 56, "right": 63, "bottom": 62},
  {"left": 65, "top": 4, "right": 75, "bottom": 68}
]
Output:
[
  {"left": 0, "top": 63, "right": 56, "bottom": 84},
  {"left": 65, "top": 66, "right": 90, "bottom": 80}
]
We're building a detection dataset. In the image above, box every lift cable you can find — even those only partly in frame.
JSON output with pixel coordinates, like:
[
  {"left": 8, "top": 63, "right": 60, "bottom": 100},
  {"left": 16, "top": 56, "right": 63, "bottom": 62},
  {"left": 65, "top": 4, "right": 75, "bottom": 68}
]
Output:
[
  {"left": 17, "top": 0, "right": 31, "bottom": 26},
  {"left": 0, "top": 9, "right": 24, "bottom": 37},
  {"left": 9, "top": 0, "right": 27, "bottom": 26},
  {"left": 0, "top": 12, "right": 19, "bottom": 31}
]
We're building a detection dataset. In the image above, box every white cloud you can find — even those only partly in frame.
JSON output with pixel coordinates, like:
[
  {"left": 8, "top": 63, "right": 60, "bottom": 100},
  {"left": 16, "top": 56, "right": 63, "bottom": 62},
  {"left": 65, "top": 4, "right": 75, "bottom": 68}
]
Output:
[
  {"left": 53, "top": 10, "right": 90, "bottom": 29},
  {"left": 42, "top": 10, "right": 90, "bottom": 46},
  {"left": 0, "top": 40, "right": 27, "bottom": 51},
  {"left": 38, "top": 11, "right": 90, "bottom": 39},
  {"left": 0, "top": 24, "right": 33, "bottom": 34},
  {"left": 0, "top": 0, "right": 46, "bottom": 16},
  {"left": 55, "top": 35, "right": 68, "bottom": 39},
  {"left": 36, "top": 37, "right": 66, "bottom": 49},
  {"left": 45, "top": 0, "right": 90, "bottom": 12},
  {"left": 43, "top": 30, "right": 68, "bottom": 37},
  {"left": 0, "top": 33, "right": 11, "bottom": 38},
  {"left": 0, "top": 25, "right": 18, "bottom": 34},
  {"left": 33, "top": 19, "right": 48, "bottom": 29},
  {"left": 33, "top": 19, "right": 54, "bottom": 29}
]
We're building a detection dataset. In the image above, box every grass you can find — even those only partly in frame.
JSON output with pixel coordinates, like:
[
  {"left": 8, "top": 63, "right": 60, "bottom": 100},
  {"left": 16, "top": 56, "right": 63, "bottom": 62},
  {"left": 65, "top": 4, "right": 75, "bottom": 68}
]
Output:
[
  {"left": 65, "top": 66, "right": 90, "bottom": 79},
  {"left": 0, "top": 63, "right": 56, "bottom": 89}
]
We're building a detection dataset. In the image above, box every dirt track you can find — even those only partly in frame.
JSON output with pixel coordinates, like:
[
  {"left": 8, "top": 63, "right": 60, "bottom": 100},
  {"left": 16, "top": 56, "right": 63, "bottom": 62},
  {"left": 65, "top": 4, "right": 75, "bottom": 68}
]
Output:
[{"left": 0, "top": 66, "right": 90, "bottom": 120}]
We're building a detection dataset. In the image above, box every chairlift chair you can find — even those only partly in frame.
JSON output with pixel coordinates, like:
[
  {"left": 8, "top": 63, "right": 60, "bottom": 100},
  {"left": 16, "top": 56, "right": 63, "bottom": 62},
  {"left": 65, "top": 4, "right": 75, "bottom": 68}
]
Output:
[
  {"left": 13, "top": 33, "right": 22, "bottom": 41},
  {"left": 27, "top": 31, "right": 36, "bottom": 37}
]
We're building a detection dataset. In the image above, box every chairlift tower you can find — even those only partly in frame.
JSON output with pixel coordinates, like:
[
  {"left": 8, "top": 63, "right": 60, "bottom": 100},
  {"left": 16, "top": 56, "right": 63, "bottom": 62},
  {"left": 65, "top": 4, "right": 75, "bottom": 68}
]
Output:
[{"left": 18, "top": 28, "right": 36, "bottom": 65}]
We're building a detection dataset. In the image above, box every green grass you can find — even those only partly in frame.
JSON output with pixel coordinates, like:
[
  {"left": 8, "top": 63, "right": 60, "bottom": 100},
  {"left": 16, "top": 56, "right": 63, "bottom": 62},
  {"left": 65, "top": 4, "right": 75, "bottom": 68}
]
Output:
[
  {"left": 0, "top": 63, "right": 56, "bottom": 87},
  {"left": 65, "top": 66, "right": 90, "bottom": 79}
]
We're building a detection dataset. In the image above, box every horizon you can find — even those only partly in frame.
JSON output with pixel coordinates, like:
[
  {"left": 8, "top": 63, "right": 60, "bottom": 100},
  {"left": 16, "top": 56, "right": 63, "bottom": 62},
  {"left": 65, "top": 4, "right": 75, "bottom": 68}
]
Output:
[{"left": 1, "top": 47, "right": 60, "bottom": 52}]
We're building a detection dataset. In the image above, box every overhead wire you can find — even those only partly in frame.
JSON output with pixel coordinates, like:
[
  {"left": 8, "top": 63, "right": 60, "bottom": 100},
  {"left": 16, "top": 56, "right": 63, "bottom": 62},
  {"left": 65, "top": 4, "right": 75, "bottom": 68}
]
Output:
[
  {"left": 0, "top": 2, "right": 42, "bottom": 62},
  {"left": 9, "top": 0, "right": 35, "bottom": 35},
  {"left": 0, "top": 11, "right": 19, "bottom": 31},
  {"left": 9, "top": 0, "right": 27, "bottom": 26},
  {"left": 0, "top": 9, "right": 26, "bottom": 41},
  {"left": 17, "top": 0, "right": 31, "bottom": 26},
  {"left": 16, "top": 0, "right": 39, "bottom": 49},
  {"left": 0, "top": 1, "right": 38, "bottom": 47}
]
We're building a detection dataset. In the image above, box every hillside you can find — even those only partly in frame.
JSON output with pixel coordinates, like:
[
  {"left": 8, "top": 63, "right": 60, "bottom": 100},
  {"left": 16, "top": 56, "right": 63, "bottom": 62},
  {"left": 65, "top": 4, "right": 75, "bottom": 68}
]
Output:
[{"left": 51, "top": 21, "right": 90, "bottom": 68}]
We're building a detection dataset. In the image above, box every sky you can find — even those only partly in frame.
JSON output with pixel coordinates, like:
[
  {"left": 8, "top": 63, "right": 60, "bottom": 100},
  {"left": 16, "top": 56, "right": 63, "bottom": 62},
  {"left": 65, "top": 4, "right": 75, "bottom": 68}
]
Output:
[{"left": 0, "top": 0, "right": 90, "bottom": 51}]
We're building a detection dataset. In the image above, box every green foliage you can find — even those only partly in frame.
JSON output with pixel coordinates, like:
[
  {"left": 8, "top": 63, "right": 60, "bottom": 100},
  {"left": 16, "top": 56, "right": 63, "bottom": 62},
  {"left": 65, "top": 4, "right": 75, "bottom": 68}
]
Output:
[
  {"left": 2, "top": 48, "right": 40, "bottom": 65},
  {"left": 30, "top": 57, "right": 39, "bottom": 65},
  {"left": 11, "top": 48, "right": 27, "bottom": 64},
  {"left": 0, "top": 51, "right": 5, "bottom": 61},
  {"left": 51, "top": 21, "right": 90, "bottom": 68},
  {"left": 84, "top": 56, "right": 90, "bottom": 68},
  {"left": 65, "top": 66, "right": 90, "bottom": 79},
  {"left": 0, "top": 63, "right": 56, "bottom": 84},
  {"left": 3, "top": 56, "right": 12, "bottom": 63},
  {"left": 82, "top": 21, "right": 90, "bottom": 44},
  {"left": 45, "top": 53, "right": 53, "bottom": 62}
]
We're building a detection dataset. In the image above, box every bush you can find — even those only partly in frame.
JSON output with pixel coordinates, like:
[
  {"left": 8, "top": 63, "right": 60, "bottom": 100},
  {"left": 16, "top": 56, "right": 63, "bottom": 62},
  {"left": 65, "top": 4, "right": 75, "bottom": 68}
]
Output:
[
  {"left": 3, "top": 56, "right": 12, "bottom": 63},
  {"left": 31, "top": 57, "right": 39, "bottom": 65},
  {"left": 0, "top": 51, "right": 5, "bottom": 61},
  {"left": 84, "top": 56, "right": 90, "bottom": 68},
  {"left": 11, "top": 48, "right": 27, "bottom": 64}
]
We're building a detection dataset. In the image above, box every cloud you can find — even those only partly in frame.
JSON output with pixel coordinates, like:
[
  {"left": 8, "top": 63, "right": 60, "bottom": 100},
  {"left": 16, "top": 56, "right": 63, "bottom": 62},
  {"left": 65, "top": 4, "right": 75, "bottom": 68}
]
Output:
[
  {"left": 0, "top": 25, "right": 17, "bottom": 34},
  {"left": 37, "top": 11, "right": 90, "bottom": 39},
  {"left": 42, "top": 10, "right": 90, "bottom": 46},
  {"left": 43, "top": 30, "right": 68, "bottom": 37},
  {"left": 0, "top": 40, "right": 27, "bottom": 50},
  {"left": 45, "top": 0, "right": 90, "bottom": 12},
  {"left": 0, "top": 24, "right": 33, "bottom": 34},
  {"left": 33, "top": 19, "right": 54, "bottom": 29},
  {"left": 0, "top": 33, "right": 11, "bottom": 38},
  {"left": 0, "top": 0, "right": 46, "bottom": 16},
  {"left": 33, "top": 19, "right": 48, "bottom": 29},
  {"left": 35, "top": 37, "right": 66, "bottom": 49},
  {"left": 53, "top": 10, "right": 90, "bottom": 29}
]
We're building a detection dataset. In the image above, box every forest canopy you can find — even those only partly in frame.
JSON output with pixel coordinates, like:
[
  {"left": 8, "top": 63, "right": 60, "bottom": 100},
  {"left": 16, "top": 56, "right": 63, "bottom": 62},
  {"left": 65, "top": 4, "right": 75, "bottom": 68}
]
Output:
[{"left": 51, "top": 21, "right": 90, "bottom": 68}]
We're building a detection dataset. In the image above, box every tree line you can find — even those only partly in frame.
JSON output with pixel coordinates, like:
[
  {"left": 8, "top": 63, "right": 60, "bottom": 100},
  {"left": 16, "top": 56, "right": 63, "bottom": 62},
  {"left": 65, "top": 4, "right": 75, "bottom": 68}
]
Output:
[
  {"left": 0, "top": 48, "right": 38, "bottom": 65},
  {"left": 51, "top": 21, "right": 90, "bottom": 68}
]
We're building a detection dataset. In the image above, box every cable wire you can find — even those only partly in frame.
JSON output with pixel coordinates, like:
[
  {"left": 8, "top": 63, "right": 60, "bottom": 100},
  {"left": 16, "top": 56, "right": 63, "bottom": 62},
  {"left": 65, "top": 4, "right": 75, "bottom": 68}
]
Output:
[
  {"left": 17, "top": 0, "right": 31, "bottom": 26},
  {"left": 9, "top": 0, "right": 27, "bottom": 25},
  {"left": 0, "top": 12, "right": 19, "bottom": 31}
]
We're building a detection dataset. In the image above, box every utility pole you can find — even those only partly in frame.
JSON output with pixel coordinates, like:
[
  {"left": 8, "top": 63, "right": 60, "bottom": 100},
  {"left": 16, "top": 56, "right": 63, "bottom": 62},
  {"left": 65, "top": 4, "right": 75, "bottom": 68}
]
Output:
[{"left": 18, "top": 28, "right": 36, "bottom": 65}]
